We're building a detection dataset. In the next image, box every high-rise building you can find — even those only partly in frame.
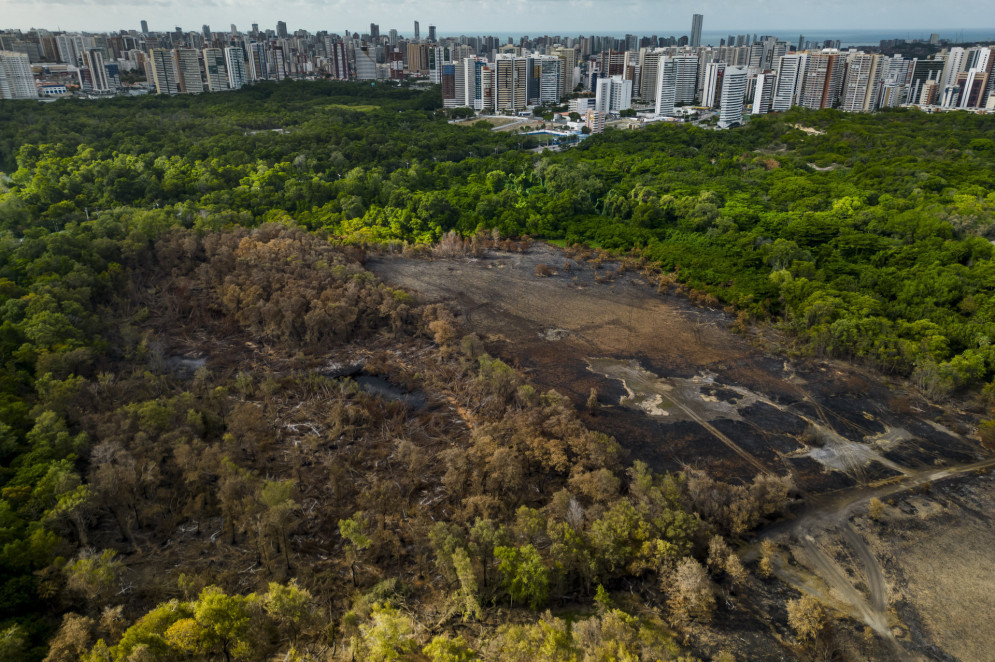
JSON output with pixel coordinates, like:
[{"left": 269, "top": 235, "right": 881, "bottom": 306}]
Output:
[
  {"left": 149, "top": 48, "right": 180, "bottom": 94},
  {"left": 141, "top": 20, "right": 149, "bottom": 34},
  {"left": 0, "top": 51, "right": 36, "bottom": 99},
  {"left": 441, "top": 63, "right": 457, "bottom": 106},
  {"left": 674, "top": 54, "right": 699, "bottom": 104},
  {"left": 81, "top": 49, "right": 111, "bottom": 92},
  {"left": 428, "top": 25, "right": 437, "bottom": 42},
  {"left": 772, "top": 53, "right": 807, "bottom": 111},
  {"left": 551, "top": 45, "right": 578, "bottom": 96},
  {"left": 940, "top": 47, "right": 966, "bottom": 90},
  {"left": 271, "top": 46, "right": 287, "bottom": 81},
  {"left": 370, "top": 23, "right": 380, "bottom": 40},
  {"left": 203, "top": 48, "right": 229, "bottom": 91},
  {"left": 919, "top": 79, "right": 939, "bottom": 105},
  {"left": 428, "top": 46, "right": 446, "bottom": 84},
  {"left": 277, "top": 21, "right": 288, "bottom": 39},
  {"left": 655, "top": 57, "right": 677, "bottom": 116},
  {"left": 454, "top": 57, "right": 488, "bottom": 110},
  {"left": 638, "top": 48, "right": 665, "bottom": 101},
  {"left": 327, "top": 39, "right": 349, "bottom": 80},
  {"left": 751, "top": 71, "right": 776, "bottom": 114},
  {"left": 406, "top": 42, "right": 428, "bottom": 74},
  {"left": 224, "top": 46, "right": 248, "bottom": 88},
  {"left": 493, "top": 55, "right": 527, "bottom": 112},
  {"left": 907, "top": 58, "right": 945, "bottom": 104},
  {"left": 691, "top": 14, "right": 703, "bottom": 49},
  {"left": 414, "top": 21, "right": 420, "bottom": 41},
  {"left": 840, "top": 53, "right": 881, "bottom": 112},
  {"left": 202, "top": 25, "right": 211, "bottom": 41},
  {"left": 600, "top": 49, "right": 626, "bottom": 77},
  {"left": 595, "top": 74, "right": 633, "bottom": 113},
  {"left": 718, "top": 66, "right": 747, "bottom": 128},
  {"left": 355, "top": 46, "right": 377, "bottom": 80},
  {"left": 55, "top": 35, "right": 79, "bottom": 65},
  {"left": 247, "top": 42, "right": 267, "bottom": 80},
  {"left": 528, "top": 55, "right": 564, "bottom": 106},
  {"left": 960, "top": 68, "right": 990, "bottom": 108},
  {"left": 174, "top": 48, "right": 204, "bottom": 93},
  {"left": 799, "top": 51, "right": 844, "bottom": 109},
  {"left": 388, "top": 49, "right": 405, "bottom": 80},
  {"left": 701, "top": 61, "right": 726, "bottom": 107}
]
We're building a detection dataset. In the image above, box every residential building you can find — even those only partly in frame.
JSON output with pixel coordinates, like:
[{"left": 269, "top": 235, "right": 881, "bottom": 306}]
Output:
[
  {"left": 225, "top": 46, "right": 248, "bottom": 88},
  {"left": 174, "top": 48, "right": 204, "bottom": 93},
  {"left": 149, "top": 48, "right": 180, "bottom": 94},
  {"left": 772, "top": 53, "right": 807, "bottom": 111},
  {"left": 674, "top": 54, "right": 699, "bottom": 104},
  {"left": 639, "top": 48, "right": 665, "bottom": 101},
  {"left": 840, "top": 53, "right": 881, "bottom": 112},
  {"left": 82, "top": 49, "right": 112, "bottom": 92},
  {"left": 493, "top": 55, "right": 527, "bottom": 112},
  {"left": 529, "top": 55, "right": 563, "bottom": 106},
  {"left": 355, "top": 46, "right": 377, "bottom": 80},
  {"left": 718, "top": 66, "right": 747, "bottom": 127},
  {"left": 701, "top": 61, "right": 726, "bottom": 107},
  {"left": 752, "top": 70, "right": 776, "bottom": 114},
  {"left": 595, "top": 74, "right": 632, "bottom": 113},
  {"left": 0, "top": 50, "right": 35, "bottom": 99},
  {"left": 247, "top": 42, "right": 267, "bottom": 80},
  {"left": 585, "top": 109, "right": 606, "bottom": 133},
  {"left": 203, "top": 48, "right": 228, "bottom": 91},
  {"left": 907, "top": 58, "right": 944, "bottom": 104},
  {"left": 551, "top": 45, "right": 577, "bottom": 95},
  {"left": 655, "top": 56, "right": 677, "bottom": 116},
  {"left": 691, "top": 14, "right": 703, "bottom": 49},
  {"left": 799, "top": 51, "right": 844, "bottom": 109}
]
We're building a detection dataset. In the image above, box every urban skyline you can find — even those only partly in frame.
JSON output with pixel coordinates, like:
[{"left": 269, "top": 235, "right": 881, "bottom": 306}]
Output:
[{"left": 3, "top": 12, "right": 994, "bottom": 135}]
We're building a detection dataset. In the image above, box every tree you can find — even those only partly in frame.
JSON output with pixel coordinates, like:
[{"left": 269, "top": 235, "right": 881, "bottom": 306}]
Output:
[
  {"left": 0, "top": 624, "right": 27, "bottom": 662},
  {"left": 495, "top": 544, "right": 550, "bottom": 609},
  {"left": 786, "top": 595, "right": 829, "bottom": 642},
  {"left": 666, "top": 558, "right": 715, "bottom": 624},
  {"left": 339, "top": 512, "right": 372, "bottom": 586},
  {"left": 452, "top": 547, "right": 482, "bottom": 621},
  {"left": 43, "top": 614, "right": 94, "bottom": 662},
  {"left": 258, "top": 478, "right": 298, "bottom": 572},
  {"left": 423, "top": 634, "right": 478, "bottom": 662},
  {"left": 190, "top": 586, "right": 254, "bottom": 662},
  {"left": 264, "top": 580, "right": 314, "bottom": 644},
  {"left": 63, "top": 549, "right": 123, "bottom": 608},
  {"left": 758, "top": 540, "right": 777, "bottom": 578},
  {"left": 352, "top": 603, "right": 418, "bottom": 661}
]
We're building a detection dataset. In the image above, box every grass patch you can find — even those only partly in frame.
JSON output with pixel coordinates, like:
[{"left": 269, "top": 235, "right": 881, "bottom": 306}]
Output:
[{"left": 322, "top": 103, "right": 380, "bottom": 112}]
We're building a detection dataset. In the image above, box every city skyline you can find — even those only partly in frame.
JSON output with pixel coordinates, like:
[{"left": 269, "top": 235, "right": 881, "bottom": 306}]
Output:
[{"left": 2, "top": 0, "right": 995, "bottom": 35}]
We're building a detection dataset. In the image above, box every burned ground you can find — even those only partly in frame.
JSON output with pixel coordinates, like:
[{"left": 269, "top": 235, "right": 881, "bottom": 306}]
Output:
[{"left": 369, "top": 243, "right": 988, "bottom": 495}]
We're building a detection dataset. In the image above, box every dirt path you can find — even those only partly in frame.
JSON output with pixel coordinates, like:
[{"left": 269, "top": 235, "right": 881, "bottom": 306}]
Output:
[{"left": 762, "top": 455, "right": 995, "bottom": 657}]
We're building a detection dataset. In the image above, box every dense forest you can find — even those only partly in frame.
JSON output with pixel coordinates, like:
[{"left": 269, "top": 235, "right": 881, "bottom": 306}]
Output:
[{"left": 0, "top": 81, "right": 993, "bottom": 660}]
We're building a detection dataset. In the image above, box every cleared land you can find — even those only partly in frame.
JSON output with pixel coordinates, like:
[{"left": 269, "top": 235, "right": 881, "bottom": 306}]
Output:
[{"left": 369, "top": 244, "right": 986, "bottom": 493}]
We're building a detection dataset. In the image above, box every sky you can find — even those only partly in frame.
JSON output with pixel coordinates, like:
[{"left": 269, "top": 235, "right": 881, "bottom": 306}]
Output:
[{"left": 1, "top": 0, "right": 992, "bottom": 37}]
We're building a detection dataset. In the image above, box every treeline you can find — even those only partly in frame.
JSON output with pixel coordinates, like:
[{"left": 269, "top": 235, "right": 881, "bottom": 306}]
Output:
[{"left": 0, "top": 222, "right": 794, "bottom": 660}]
